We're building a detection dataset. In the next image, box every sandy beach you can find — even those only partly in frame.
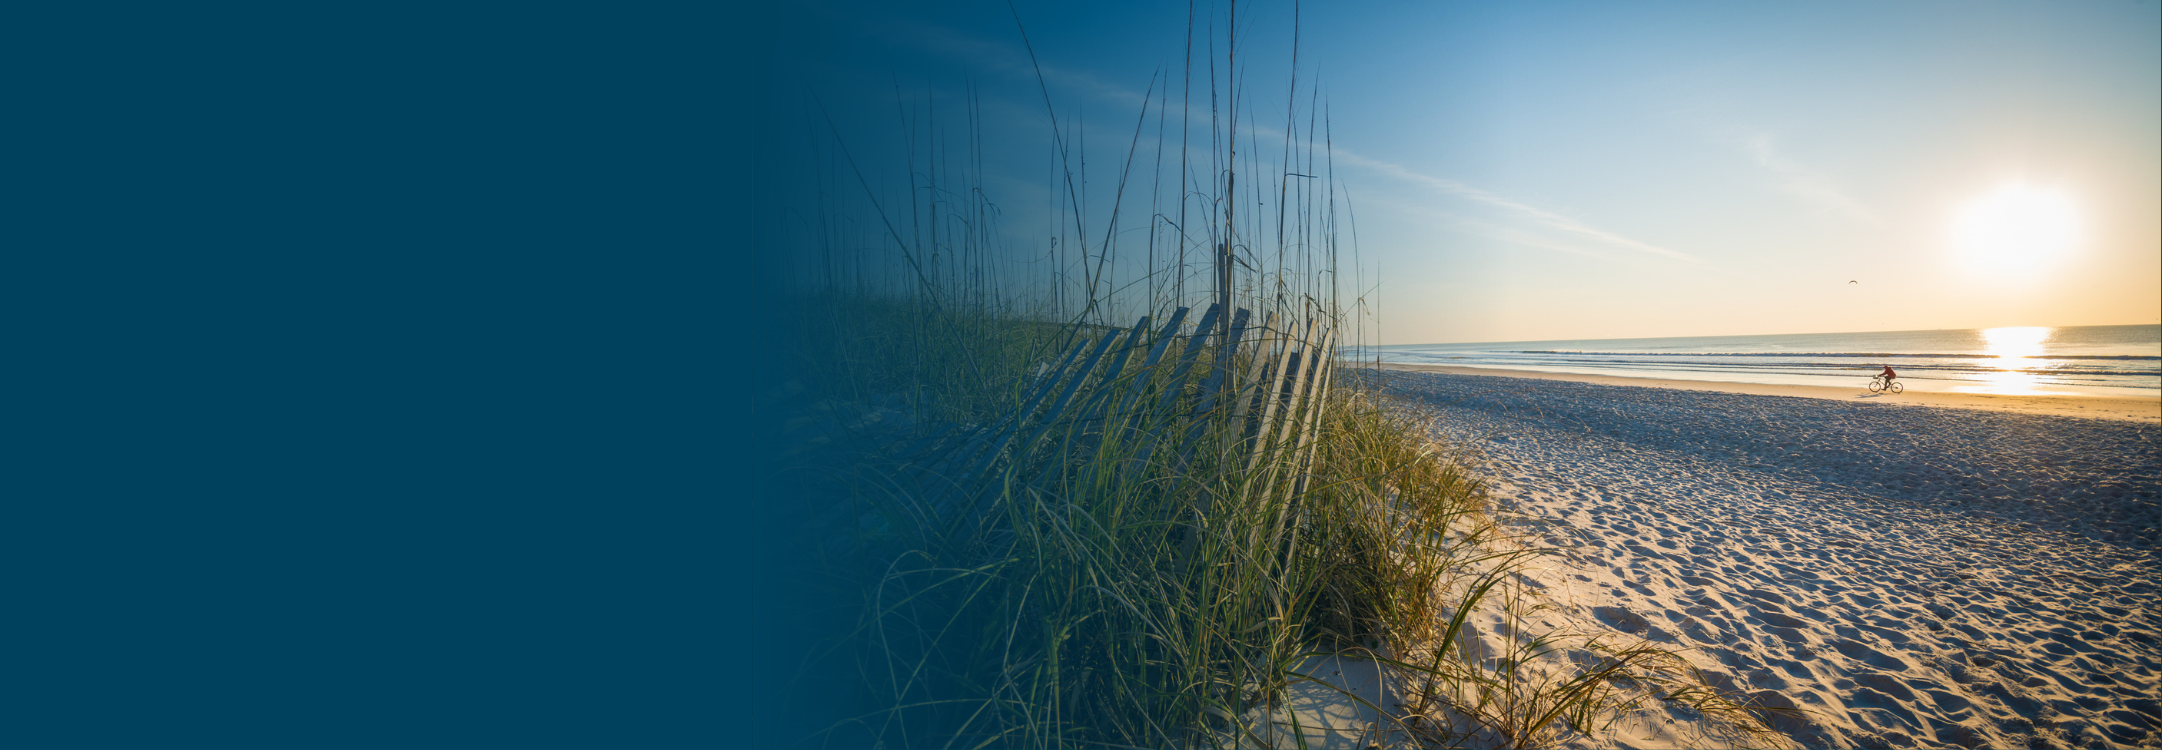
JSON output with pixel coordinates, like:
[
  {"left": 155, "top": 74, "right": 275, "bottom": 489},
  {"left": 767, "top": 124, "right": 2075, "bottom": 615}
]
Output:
[
  {"left": 1371, "top": 367, "right": 2160, "bottom": 749},
  {"left": 1376, "top": 364, "right": 2162, "bottom": 423}
]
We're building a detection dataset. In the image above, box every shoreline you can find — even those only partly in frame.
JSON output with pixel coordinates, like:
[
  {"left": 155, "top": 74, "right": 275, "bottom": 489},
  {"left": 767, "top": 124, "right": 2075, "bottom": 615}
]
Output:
[{"left": 1365, "top": 362, "right": 2161, "bottom": 423}]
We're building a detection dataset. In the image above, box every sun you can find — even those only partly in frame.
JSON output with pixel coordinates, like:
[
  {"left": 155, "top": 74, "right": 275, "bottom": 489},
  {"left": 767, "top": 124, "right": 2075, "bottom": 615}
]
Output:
[{"left": 1952, "top": 184, "right": 2079, "bottom": 276}]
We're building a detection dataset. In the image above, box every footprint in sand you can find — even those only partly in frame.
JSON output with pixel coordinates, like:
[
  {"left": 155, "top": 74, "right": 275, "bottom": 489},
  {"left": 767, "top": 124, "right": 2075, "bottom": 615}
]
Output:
[
  {"left": 1846, "top": 622, "right": 1914, "bottom": 646},
  {"left": 1751, "top": 608, "right": 1810, "bottom": 630},
  {"left": 1830, "top": 639, "right": 1910, "bottom": 671},
  {"left": 1592, "top": 606, "right": 1649, "bottom": 634},
  {"left": 1763, "top": 625, "right": 1810, "bottom": 645},
  {"left": 1677, "top": 617, "right": 1722, "bottom": 643},
  {"left": 1851, "top": 672, "right": 1918, "bottom": 702},
  {"left": 1844, "top": 685, "right": 1927, "bottom": 734},
  {"left": 1918, "top": 685, "right": 1975, "bottom": 713},
  {"left": 1740, "top": 586, "right": 1789, "bottom": 604}
]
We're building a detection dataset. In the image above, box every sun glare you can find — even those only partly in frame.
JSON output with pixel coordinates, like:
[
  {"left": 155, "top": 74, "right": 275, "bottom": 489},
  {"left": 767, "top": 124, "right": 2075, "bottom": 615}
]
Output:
[
  {"left": 1974, "top": 326, "right": 2053, "bottom": 393},
  {"left": 1981, "top": 326, "right": 2049, "bottom": 365},
  {"left": 1952, "top": 185, "right": 2079, "bottom": 276}
]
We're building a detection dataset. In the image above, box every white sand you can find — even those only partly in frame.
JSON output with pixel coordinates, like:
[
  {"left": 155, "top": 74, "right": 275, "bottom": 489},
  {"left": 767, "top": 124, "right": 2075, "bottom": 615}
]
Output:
[{"left": 1372, "top": 368, "right": 2161, "bottom": 749}]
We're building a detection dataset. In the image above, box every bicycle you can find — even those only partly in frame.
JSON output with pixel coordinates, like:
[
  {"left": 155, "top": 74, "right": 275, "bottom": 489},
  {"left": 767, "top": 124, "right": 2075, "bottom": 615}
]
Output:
[{"left": 1868, "top": 376, "right": 1903, "bottom": 394}]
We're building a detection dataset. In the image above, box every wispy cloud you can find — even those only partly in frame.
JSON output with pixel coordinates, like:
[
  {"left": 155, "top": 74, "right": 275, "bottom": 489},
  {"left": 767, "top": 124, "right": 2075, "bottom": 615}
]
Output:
[
  {"left": 1329, "top": 150, "right": 1696, "bottom": 263},
  {"left": 835, "top": 7, "right": 1153, "bottom": 109},
  {"left": 1740, "top": 133, "right": 1877, "bottom": 224},
  {"left": 836, "top": 10, "right": 1695, "bottom": 266}
]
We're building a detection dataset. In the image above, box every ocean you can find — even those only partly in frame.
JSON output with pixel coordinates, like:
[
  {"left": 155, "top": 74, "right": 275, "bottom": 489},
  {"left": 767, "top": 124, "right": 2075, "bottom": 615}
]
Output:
[{"left": 1349, "top": 325, "right": 2161, "bottom": 397}]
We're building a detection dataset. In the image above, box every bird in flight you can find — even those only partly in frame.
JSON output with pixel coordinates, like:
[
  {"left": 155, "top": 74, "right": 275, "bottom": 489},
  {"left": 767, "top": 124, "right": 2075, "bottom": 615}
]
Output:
[{"left": 1849, "top": 280, "right": 1858, "bottom": 284}]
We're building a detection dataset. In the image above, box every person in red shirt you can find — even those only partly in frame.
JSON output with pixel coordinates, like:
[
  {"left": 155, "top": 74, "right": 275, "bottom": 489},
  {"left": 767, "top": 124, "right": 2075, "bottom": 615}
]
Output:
[{"left": 1880, "top": 364, "right": 1897, "bottom": 386}]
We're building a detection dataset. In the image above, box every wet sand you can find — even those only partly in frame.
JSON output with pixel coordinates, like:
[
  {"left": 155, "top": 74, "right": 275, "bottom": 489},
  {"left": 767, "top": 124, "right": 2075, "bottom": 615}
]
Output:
[
  {"left": 1372, "top": 368, "right": 2161, "bottom": 749},
  {"left": 1373, "top": 363, "right": 2161, "bottom": 423}
]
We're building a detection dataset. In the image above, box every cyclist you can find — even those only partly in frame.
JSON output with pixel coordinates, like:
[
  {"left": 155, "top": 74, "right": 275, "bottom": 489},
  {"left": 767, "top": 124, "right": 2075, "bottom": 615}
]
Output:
[{"left": 1879, "top": 364, "right": 1897, "bottom": 388}]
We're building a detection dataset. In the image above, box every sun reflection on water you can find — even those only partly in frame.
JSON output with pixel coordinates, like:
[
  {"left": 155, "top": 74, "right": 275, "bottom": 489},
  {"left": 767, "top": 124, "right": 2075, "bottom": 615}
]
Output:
[{"left": 1975, "top": 327, "right": 2053, "bottom": 393}]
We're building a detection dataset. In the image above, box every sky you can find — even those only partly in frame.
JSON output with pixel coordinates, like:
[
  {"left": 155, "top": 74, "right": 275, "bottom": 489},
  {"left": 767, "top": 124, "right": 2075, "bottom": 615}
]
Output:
[{"left": 771, "top": 0, "right": 2160, "bottom": 345}]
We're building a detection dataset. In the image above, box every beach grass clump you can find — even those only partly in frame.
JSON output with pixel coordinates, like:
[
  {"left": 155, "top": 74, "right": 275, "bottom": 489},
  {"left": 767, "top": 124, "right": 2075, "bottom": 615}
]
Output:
[
  {"left": 777, "top": 300, "right": 1491, "bottom": 748},
  {"left": 1385, "top": 565, "right": 1798, "bottom": 749},
  {"left": 1287, "top": 393, "right": 1795, "bottom": 749}
]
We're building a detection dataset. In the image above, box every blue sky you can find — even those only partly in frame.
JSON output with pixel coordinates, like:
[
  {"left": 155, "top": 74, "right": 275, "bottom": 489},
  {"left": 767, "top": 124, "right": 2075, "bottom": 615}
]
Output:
[{"left": 777, "top": 0, "right": 2160, "bottom": 344}]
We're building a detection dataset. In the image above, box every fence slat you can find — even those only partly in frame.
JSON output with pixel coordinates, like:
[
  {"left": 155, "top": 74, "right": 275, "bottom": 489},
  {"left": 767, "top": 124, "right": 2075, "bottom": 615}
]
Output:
[
  {"left": 1286, "top": 325, "right": 1337, "bottom": 498},
  {"left": 1174, "top": 307, "right": 1252, "bottom": 466},
  {"left": 1054, "top": 314, "right": 1155, "bottom": 466},
  {"left": 1244, "top": 316, "right": 1314, "bottom": 474},
  {"left": 956, "top": 323, "right": 1135, "bottom": 528},
  {"left": 1148, "top": 303, "right": 1224, "bottom": 419},
  {"left": 893, "top": 302, "right": 1347, "bottom": 557},
  {"left": 1065, "top": 314, "right": 1152, "bottom": 435},
  {"left": 882, "top": 338, "right": 1092, "bottom": 517},
  {"left": 1229, "top": 311, "right": 1280, "bottom": 425},
  {"left": 1054, "top": 313, "right": 1197, "bottom": 493},
  {"left": 1107, "top": 307, "right": 1193, "bottom": 430},
  {"left": 1125, "top": 303, "right": 1223, "bottom": 476},
  {"left": 939, "top": 336, "right": 1093, "bottom": 498},
  {"left": 1170, "top": 309, "right": 1254, "bottom": 569},
  {"left": 1273, "top": 325, "right": 1336, "bottom": 568},
  {"left": 1247, "top": 317, "right": 1331, "bottom": 523},
  {"left": 1013, "top": 328, "right": 1125, "bottom": 459},
  {"left": 1027, "top": 320, "right": 1148, "bottom": 477}
]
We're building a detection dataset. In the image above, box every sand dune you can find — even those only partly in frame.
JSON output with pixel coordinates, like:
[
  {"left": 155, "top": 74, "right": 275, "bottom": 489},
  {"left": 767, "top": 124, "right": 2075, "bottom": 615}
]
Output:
[{"left": 1376, "top": 369, "right": 2160, "bottom": 749}]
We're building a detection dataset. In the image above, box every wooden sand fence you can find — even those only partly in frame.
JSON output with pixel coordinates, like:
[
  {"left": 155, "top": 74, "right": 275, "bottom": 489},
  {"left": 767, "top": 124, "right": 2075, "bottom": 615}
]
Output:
[{"left": 846, "top": 302, "right": 1339, "bottom": 565}]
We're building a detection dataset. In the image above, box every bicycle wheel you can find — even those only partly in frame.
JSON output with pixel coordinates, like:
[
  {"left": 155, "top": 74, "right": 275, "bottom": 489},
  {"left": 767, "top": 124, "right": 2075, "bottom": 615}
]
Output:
[
  {"left": 1889, "top": 381, "right": 1903, "bottom": 393},
  {"left": 1868, "top": 378, "right": 1884, "bottom": 392}
]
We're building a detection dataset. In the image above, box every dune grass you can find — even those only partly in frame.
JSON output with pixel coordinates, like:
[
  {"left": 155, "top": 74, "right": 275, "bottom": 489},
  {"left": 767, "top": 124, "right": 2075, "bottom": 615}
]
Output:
[
  {"left": 777, "top": 298, "right": 1471, "bottom": 748},
  {"left": 773, "top": 300, "right": 1788, "bottom": 749},
  {"left": 770, "top": 4, "right": 1785, "bottom": 746}
]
